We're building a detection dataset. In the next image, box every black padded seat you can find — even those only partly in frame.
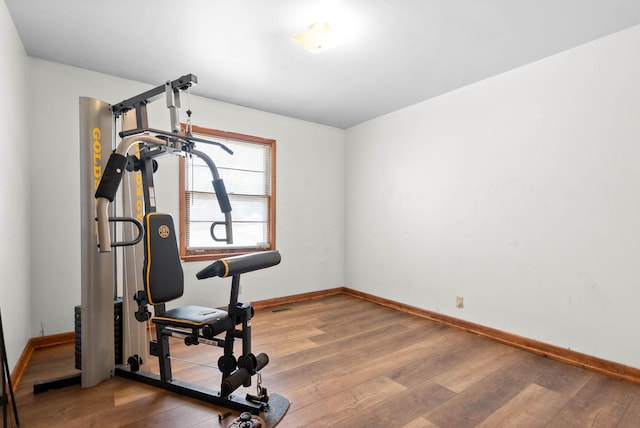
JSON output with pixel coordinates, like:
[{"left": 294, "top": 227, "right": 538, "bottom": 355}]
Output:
[
  {"left": 143, "top": 213, "right": 230, "bottom": 330},
  {"left": 152, "top": 305, "right": 228, "bottom": 328}
]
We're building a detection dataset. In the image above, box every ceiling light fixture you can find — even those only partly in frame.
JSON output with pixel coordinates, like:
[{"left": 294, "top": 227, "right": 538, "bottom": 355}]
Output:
[{"left": 292, "top": 22, "right": 338, "bottom": 54}]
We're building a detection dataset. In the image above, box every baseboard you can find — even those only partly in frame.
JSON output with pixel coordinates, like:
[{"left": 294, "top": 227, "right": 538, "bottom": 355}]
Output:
[
  {"left": 11, "top": 332, "right": 74, "bottom": 389},
  {"left": 341, "top": 287, "right": 640, "bottom": 386},
  {"left": 252, "top": 287, "right": 344, "bottom": 311}
]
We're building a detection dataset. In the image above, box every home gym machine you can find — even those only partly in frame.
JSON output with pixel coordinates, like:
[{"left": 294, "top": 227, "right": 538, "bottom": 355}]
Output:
[{"left": 74, "top": 74, "right": 286, "bottom": 420}]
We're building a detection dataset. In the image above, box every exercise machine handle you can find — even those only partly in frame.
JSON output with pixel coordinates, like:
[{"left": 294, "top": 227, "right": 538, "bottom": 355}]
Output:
[
  {"left": 96, "top": 197, "right": 112, "bottom": 253},
  {"left": 196, "top": 251, "right": 281, "bottom": 279},
  {"left": 98, "top": 213, "right": 144, "bottom": 252},
  {"left": 111, "top": 217, "right": 144, "bottom": 247},
  {"left": 95, "top": 134, "right": 172, "bottom": 252},
  {"left": 210, "top": 221, "right": 230, "bottom": 242},
  {"left": 190, "top": 148, "right": 234, "bottom": 245},
  {"left": 211, "top": 178, "right": 233, "bottom": 244},
  {"left": 119, "top": 127, "right": 234, "bottom": 155}
]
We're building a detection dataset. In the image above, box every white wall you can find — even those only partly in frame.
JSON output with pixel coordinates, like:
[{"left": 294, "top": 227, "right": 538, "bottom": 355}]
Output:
[
  {"left": 175, "top": 96, "right": 346, "bottom": 306},
  {"left": 346, "top": 25, "right": 640, "bottom": 368},
  {"left": 28, "top": 60, "right": 345, "bottom": 336},
  {"left": 0, "top": 0, "right": 30, "bottom": 369}
]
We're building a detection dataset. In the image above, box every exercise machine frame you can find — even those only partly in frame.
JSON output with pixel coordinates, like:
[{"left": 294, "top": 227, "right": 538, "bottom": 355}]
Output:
[{"left": 75, "top": 74, "right": 279, "bottom": 414}]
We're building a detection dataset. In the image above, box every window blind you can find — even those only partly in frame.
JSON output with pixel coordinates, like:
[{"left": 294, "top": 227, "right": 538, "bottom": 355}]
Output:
[{"left": 184, "top": 135, "right": 272, "bottom": 251}]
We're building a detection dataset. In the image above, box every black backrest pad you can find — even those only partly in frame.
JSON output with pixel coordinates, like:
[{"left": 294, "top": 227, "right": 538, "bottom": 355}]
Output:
[{"left": 143, "top": 213, "right": 184, "bottom": 305}]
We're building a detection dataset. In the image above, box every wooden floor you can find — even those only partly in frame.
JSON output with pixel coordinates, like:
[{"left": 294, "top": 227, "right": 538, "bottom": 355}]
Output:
[{"left": 11, "top": 294, "right": 640, "bottom": 427}]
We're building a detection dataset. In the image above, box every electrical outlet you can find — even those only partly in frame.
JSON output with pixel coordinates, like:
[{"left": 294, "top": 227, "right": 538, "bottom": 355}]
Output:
[{"left": 456, "top": 296, "right": 464, "bottom": 308}]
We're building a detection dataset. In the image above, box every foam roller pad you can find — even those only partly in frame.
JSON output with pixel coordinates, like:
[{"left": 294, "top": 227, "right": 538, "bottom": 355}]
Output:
[
  {"left": 213, "top": 179, "right": 232, "bottom": 213},
  {"left": 196, "top": 250, "right": 281, "bottom": 279},
  {"left": 95, "top": 153, "right": 128, "bottom": 202}
]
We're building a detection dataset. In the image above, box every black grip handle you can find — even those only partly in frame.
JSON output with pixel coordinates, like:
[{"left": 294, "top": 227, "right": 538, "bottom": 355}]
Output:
[
  {"left": 210, "top": 221, "right": 229, "bottom": 242},
  {"left": 95, "top": 153, "right": 128, "bottom": 201},
  {"left": 196, "top": 251, "right": 281, "bottom": 280},
  {"left": 108, "top": 217, "right": 144, "bottom": 247},
  {"left": 213, "top": 179, "right": 232, "bottom": 213}
]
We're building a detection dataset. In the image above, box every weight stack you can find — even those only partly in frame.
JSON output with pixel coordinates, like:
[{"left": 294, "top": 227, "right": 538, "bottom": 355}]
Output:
[{"left": 75, "top": 298, "right": 123, "bottom": 370}]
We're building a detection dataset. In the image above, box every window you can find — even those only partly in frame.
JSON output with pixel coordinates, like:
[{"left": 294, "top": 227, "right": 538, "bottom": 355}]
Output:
[{"left": 180, "top": 125, "right": 275, "bottom": 261}]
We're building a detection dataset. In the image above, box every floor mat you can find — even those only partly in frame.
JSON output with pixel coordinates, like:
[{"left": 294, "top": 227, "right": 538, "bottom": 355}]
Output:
[
  {"left": 263, "top": 394, "right": 290, "bottom": 427},
  {"left": 223, "top": 393, "right": 290, "bottom": 427}
]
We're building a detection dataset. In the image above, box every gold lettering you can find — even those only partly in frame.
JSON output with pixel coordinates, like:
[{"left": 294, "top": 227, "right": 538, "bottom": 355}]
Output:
[
  {"left": 92, "top": 128, "right": 102, "bottom": 190},
  {"left": 135, "top": 172, "right": 143, "bottom": 218},
  {"left": 91, "top": 127, "right": 103, "bottom": 234}
]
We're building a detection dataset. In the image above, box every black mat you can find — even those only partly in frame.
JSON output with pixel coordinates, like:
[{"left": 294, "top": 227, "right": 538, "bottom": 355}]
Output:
[{"left": 263, "top": 394, "right": 290, "bottom": 427}]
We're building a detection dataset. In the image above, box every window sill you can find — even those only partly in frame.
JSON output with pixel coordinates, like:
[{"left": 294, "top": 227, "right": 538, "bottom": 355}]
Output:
[{"left": 181, "top": 247, "right": 274, "bottom": 262}]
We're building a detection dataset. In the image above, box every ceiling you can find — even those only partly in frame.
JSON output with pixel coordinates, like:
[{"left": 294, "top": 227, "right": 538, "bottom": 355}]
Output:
[{"left": 6, "top": 0, "right": 640, "bottom": 129}]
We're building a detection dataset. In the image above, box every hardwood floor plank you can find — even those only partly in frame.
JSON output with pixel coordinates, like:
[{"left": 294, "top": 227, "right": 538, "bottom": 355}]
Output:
[
  {"left": 253, "top": 337, "right": 320, "bottom": 359},
  {"left": 547, "top": 375, "right": 639, "bottom": 427},
  {"left": 265, "top": 321, "right": 426, "bottom": 376},
  {"left": 616, "top": 389, "right": 640, "bottom": 427},
  {"left": 276, "top": 328, "right": 449, "bottom": 410},
  {"left": 389, "top": 330, "right": 497, "bottom": 389},
  {"left": 257, "top": 323, "right": 326, "bottom": 343},
  {"left": 430, "top": 341, "right": 519, "bottom": 393},
  {"left": 403, "top": 416, "right": 439, "bottom": 428},
  {"left": 477, "top": 383, "right": 569, "bottom": 427},
  {"left": 424, "top": 352, "right": 551, "bottom": 427},
  {"left": 335, "top": 380, "right": 455, "bottom": 427},
  {"left": 283, "top": 375, "right": 406, "bottom": 426},
  {"left": 311, "top": 305, "right": 408, "bottom": 339},
  {"left": 272, "top": 320, "right": 458, "bottom": 394},
  {"left": 112, "top": 382, "right": 159, "bottom": 407},
  {"left": 66, "top": 389, "right": 191, "bottom": 428},
  {"left": 532, "top": 354, "right": 594, "bottom": 396},
  {"left": 117, "top": 398, "right": 221, "bottom": 428}
]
